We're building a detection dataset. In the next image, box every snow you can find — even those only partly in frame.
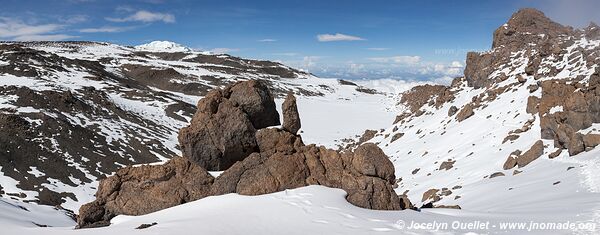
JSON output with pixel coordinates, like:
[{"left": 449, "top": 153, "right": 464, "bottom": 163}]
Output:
[
  {"left": 134, "top": 41, "right": 192, "bottom": 53},
  {"left": 2, "top": 185, "right": 597, "bottom": 234},
  {"left": 548, "top": 106, "right": 564, "bottom": 115},
  {"left": 0, "top": 166, "right": 39, "bottom": 201},
  {"left": 272, "top": 77, "right": 421, "bottom": 148},
  {"left": 27, "top": 167, "right": 44, "bottom": 178}
]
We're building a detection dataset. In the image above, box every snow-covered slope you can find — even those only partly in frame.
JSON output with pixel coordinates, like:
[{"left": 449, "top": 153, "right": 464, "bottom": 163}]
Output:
[
  {"left": 3, "top": 185, "right": 597, "bottom": 234},
  {"left": 364, "top": 8, "right": 600, "bottom": 233},
  {"left": 134, "top": 41, "right": 194, "bottom": 53}
]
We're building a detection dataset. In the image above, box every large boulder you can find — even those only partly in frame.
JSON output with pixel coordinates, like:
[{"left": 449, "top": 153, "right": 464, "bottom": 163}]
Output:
[
  {"left": 516, "top": 140, "right": 544, "bottom": 167},
  {"left": 178, "top": 80, "right": 280, "bottom": 171},
  {"left": 77, "top": 157, "right": 214, "bottom": 228},
  {"left": 456, "top": 104, "right": 475, "bottom": 122}
]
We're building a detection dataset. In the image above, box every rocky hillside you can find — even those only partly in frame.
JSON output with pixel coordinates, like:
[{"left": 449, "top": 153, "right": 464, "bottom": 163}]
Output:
[
  {"left": 0, "top": 40, "right": 387, "bottom": 212},
  {"left": 367, "top": 8, "right": 600, "bottom": 222}
]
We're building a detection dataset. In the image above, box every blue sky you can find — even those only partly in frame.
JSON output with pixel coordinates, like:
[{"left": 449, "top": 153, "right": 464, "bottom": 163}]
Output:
[{"left": 1, "top": 0, "right": 598, "bottom": 81}]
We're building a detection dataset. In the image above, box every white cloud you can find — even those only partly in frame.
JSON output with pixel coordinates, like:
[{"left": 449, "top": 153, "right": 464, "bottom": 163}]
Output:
[
  {"left": 209, "top": 48, "right": 239, "bottom": 54},
  {"left": 419, "top": 60, "right": 463, "bottom": 77},
  {"left": 349, "top": 63, "right": 365, "bottom": 75},
  {"left": 116, "top": 5, "right": 135, "bottom": 12},
  {"left": 61, "top": 15, "right": 88, "bottom": 24},
  {"left": 368, "top": 56, "right": 421, "bottom": 65},
  {"left": 13, "top": 34, "right": 77, "bottom": 41},
  {"left": 79, "top": 26, "right": 134, "bottom": 33},
  {"left": 258, "top": 38, "right": 277, "bottom": 42},
  {"left": 106, "top": 10, "right": 175, "bottom": 23},
  {"left": 0, "top": 17, "right": 76, "bottom": 41},
  {"left": 450, "top": 61, "right": 463, "bottom": 67},
  {"left": 367, "top": 47, "right": 390, "bottom": 51},
  {"left": 0, "top": 18, "right": 63, "bottom": 38},
  {"left": 317, "top": 33, "right": 365, "bottom": 42},
  {"left": 272, "top": 52, "right": 298, "bottom": 56}
]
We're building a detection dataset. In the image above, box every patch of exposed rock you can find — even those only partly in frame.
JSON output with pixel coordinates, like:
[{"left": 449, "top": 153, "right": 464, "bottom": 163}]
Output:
[{"left": 399, "top": 85, "right": 454, "bottom": 115}]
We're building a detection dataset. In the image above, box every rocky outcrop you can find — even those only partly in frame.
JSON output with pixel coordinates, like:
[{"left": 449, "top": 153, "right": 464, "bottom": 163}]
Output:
[
  {"left": 178, "top": 80, "right": 280, "bottom": 171},
  {"left": 492, "top": 8, "right": 572, "bottom": 50},
  {"left": 539, "top": 77, "right": 600, "bottom": 156},
  {"left": 465, "top": 8, "right": 573, "bottom": 88},
  {"left": 399, "top": 85, "right": 454, "bottom": 115},
  {"left": 79, "top": 80, "right": 406, "bottom": 228},
  {"left": 77, "top": 157, "right": 214, "bottom": 228},
  {"left": 282, "top": 93, "right": 301, "bottom": 134}
]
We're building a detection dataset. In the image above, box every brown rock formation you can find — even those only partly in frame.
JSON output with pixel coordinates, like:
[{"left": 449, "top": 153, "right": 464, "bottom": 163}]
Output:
[
  {"left": 78, "top": 80, "right": 406, "bottom": 228},
  {"left": 539, "top": 77, "right": 600, "bottom": 156},
  {"left": 465, "top": 8, "right": 573, "bottom": 88},
  {"left": 77, "top": 157, "right": 214, "bottom": 228},
  {"left": 399, "top": 85, "right": 454, "bottom": 114},
  {"left": 517, "top": 140, "right": 545, "bottom": 167},
  {"left": 212, "top": 129, "right": 401, "bottom": 210},
  {"left": 178, "top": 80, "right": 280, "bottom": 171},
  {"left": 282, "top": 93, "right": 301, "bottom": 134},
  {"left": 456, "top": 104, "right": 475, "bottom": 122}
]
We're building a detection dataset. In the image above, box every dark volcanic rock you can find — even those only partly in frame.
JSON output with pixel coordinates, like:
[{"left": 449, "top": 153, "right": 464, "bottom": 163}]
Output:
[
  {"left": 282, "top": 93, "right": 301, "bottom": 134},
  {"left": 77, "top": 157, "right": 214, "bottom": 228},
  {"left": 178, "top": 80, "right": 280, "bottom": 171}
]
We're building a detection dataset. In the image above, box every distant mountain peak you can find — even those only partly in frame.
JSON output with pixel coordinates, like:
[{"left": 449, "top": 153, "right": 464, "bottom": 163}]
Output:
[{"left": 134, "top": 40, "right": 192, "bottom": 53}]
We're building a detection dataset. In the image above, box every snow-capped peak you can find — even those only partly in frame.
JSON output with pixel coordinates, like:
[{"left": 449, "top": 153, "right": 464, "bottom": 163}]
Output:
[{"left": 134, "top": 41, "right": 191, "bottom": 53}]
